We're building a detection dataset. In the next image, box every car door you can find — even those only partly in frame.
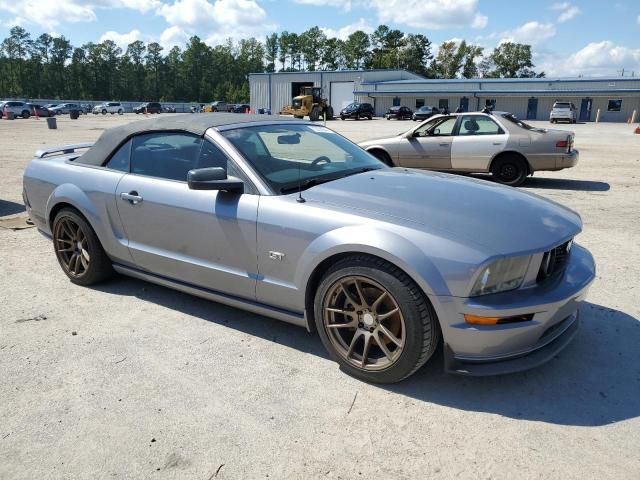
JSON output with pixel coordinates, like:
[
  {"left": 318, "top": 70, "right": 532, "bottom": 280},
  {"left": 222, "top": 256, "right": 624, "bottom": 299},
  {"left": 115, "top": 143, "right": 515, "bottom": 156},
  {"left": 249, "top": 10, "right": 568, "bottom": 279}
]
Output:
[
  {"left": 450, "top": 114, "right": 508, "bottom": 171},
  {"left": 114, "top": 131, "right": 260, "bottom": 300},
  {"left": 396, "top": 116, "right": 457, "bottom": 170}
]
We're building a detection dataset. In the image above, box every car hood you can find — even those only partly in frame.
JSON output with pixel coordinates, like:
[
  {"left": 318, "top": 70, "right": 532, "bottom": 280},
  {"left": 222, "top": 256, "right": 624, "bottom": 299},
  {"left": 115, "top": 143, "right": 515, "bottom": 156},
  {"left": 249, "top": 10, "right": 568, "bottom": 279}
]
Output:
[
  {"left": 359, "top": 134, "right": 408, "bottom": 147},
  {"left": 303, "top": 168, "right": 581, "bottom": 256}
]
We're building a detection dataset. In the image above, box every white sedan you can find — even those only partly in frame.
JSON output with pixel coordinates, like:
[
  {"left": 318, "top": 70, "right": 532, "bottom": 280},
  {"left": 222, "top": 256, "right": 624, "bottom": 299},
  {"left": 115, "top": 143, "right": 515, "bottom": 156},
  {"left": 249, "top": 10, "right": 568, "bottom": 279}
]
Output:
[{"left": 359, "top": 111, "right": 579, "bottom": 186}]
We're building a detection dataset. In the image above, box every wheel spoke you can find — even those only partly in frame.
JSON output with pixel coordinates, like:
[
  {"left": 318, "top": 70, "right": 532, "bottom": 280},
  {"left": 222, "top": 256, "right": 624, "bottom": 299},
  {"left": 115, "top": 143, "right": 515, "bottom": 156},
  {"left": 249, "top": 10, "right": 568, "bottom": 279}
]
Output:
[
  {"left": 372, "top": 291, "right": 387, "bottom": 312},
  {"left": 378, "top": 323, "right": 402, "bottom": 347},
  {"left": 361, "top": 334, "right": 373, "bottom": 368},
  {"left": 57, "top": 246, "right": 74, "bottom": 253},
  {"left": 354, "top": 279, "right": 367, "bottom": 308},
  {"left": 374, "top": 332, "right": 394, "bottom": 361},
  {"left": 326, "top": 307, "right": 354, "bottom": 316},
  {"left": 61, "top": 221, "right": 75, "bottom": 240},
  {"left": 377, "top": 307, "right": 399, "bottom": 321},
  {"left": 69, "top": 253, "right": 78, "bottom": 273},
  {"left": 346, "top": 330, "right": 362, "bottom": 358},
  {"left": 326, "top": 319, "right": 358, "bottom": 329},
  {"left": 58, "top": 238, "right": 74, "bottom": 245},
  {"left": 340, "top": 281, "right": 361, "bottom": 308},
  {"left": 80, "top": 252, "right": 89, "bottom": 270}
]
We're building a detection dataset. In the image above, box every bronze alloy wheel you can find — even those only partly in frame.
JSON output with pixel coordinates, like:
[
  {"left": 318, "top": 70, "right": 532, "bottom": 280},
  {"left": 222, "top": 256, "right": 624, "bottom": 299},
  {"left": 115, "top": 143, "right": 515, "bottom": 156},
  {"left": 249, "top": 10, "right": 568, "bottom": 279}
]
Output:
[
  {"left": 322, "top": 275, "right": 406, "bottom": 371},
  {"left": 54, "top": 217, "right": 90, "bottom": 277}
]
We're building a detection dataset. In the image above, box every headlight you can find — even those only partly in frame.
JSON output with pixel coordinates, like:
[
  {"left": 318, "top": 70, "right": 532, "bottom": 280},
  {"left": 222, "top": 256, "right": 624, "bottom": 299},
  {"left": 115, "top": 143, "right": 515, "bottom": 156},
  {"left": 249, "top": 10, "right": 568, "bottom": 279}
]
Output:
[{"left": 470, "top": 255, "right": 531, "bottom": 296}]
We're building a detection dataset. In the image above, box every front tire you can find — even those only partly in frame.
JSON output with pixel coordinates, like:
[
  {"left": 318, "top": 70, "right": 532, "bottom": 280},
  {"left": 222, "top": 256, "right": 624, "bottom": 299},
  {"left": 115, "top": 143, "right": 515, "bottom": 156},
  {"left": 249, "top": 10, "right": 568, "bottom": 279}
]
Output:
[
  {"left": 491, "top": 154, "right": 528, "bottom": 187},
  {"left": 52, "top": 208, "right": 113, "bottom": 286},
  {"left": 314, "top": 255, "right": 440, "bottom": 384},
  {"left": 102, "top": 109, "right": 107, "bottom": 115},
  {"left": 22, "top": 110, "right": 30, "bottom": 119}
]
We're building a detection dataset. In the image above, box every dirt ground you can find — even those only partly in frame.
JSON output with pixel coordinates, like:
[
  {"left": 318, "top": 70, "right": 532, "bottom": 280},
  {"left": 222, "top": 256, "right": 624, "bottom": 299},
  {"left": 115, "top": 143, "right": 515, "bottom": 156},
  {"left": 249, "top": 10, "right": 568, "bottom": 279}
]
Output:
[{"left": 1, "top": 113, "right": 639, "bottom": 479}]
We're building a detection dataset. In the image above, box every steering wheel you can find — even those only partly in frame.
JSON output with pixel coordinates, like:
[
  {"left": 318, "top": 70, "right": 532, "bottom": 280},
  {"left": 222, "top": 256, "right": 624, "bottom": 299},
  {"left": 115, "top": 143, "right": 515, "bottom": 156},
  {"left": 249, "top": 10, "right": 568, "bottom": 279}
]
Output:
[{"left": 311, "top": 156, "right": 332, "bottom": 168}]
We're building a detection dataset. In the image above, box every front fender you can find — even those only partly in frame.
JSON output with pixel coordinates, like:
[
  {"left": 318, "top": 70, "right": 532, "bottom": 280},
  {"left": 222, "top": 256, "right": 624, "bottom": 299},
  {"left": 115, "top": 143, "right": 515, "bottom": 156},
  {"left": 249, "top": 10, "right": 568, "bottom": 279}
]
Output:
[{"left": 295, "top": 225, "right": 450, "bottom": 297}]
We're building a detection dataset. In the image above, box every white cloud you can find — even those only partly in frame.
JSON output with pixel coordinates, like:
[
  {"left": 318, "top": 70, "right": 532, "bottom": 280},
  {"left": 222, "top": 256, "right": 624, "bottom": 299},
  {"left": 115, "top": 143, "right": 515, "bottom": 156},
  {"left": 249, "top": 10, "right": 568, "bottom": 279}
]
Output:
[
  {"left": 99, "top": 29, "right": 144, "bottom": 49},
  {"left": 552, "top": 2, "right": 581, "bottom": 23},
  {"left": 368, "top": 0, "right": 488, "bottom": 30},
  {"left": 157, "top": 0, "right": 276, "bottom": 46},
  {"left": 320, "top": 18, "right": 373, "bottom": 40},
  {"left": 159, "top": 26, "right": 190, "bottom": 49},
  {"left": 542, "top": 41, "right": 640, "bottom": 77},
  {"left": 293, "top": 0, "right": 357, "bottom": 11},
  {"left": 0, "top": 0, "right": 160, "bottom": 29},
  {"left": 499, "top": 21, "right": 556, "bottom": 46}
]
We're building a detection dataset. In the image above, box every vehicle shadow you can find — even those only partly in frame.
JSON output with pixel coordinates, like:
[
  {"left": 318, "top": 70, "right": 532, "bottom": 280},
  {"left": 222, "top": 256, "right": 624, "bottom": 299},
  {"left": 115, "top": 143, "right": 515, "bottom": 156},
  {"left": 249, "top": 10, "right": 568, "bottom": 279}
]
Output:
[
  {"left": 471, "top": 174, "right": 610, "bottom": 192},
  {"left": 0, "top": 199, "right": 26, "bottom": 217},
  {"left": 96, "top": 277, "right": 640, "bottom": 427},
  {"left": 522, "top": 177, "right": 610, "bottom": 191}
]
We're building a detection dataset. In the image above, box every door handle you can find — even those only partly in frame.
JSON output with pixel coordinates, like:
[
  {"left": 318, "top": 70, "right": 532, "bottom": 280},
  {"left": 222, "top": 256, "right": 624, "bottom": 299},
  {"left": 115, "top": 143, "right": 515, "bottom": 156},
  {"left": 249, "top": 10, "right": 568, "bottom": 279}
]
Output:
[
  {"left": 439, "top": 143, "right": 449, "bottom": 147},
  {"left": 493, "top": 142, "right": 503, "bottom": 145},
  {"left": 120, "top": 191, "right": 143, "bottom": 204}
]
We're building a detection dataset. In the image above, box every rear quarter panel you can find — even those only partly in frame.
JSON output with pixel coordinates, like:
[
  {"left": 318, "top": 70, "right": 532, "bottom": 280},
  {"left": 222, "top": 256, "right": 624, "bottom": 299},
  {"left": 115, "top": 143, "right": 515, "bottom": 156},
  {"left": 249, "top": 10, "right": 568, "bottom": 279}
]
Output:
[{"left": 23, "top": 157, "right": 134, "bottom": 265}]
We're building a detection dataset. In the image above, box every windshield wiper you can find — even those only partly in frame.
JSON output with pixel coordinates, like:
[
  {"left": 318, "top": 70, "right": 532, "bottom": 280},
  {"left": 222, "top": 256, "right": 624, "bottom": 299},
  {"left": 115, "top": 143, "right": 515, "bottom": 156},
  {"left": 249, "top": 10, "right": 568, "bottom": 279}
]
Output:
[{"left": 280, "top": 177, "right": 337, "bottom": 194}]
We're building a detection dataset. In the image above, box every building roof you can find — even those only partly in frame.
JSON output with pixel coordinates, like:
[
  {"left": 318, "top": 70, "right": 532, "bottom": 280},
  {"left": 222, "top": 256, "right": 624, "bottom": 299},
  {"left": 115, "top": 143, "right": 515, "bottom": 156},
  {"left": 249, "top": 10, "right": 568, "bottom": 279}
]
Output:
[
  {"left": 76, "top": 113, "right": 300, "bottom": 166},
  {"left": 360, "top": 76, "right": 640, "bottom": 85}
]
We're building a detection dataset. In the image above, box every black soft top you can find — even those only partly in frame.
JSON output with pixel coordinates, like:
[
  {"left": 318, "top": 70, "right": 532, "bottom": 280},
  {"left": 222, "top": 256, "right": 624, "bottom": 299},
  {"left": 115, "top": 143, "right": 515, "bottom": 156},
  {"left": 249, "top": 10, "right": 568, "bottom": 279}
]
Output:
[{"left": 76, "top": 113, "right": 303, "bottom": 166}]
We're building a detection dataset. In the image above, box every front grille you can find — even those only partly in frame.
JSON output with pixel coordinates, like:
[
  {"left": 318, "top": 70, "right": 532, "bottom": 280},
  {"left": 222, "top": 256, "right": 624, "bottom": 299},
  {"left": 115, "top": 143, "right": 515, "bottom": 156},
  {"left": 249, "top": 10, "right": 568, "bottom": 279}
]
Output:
[{"left": 537, "top": 240, "right": 572, "bottom": 282}]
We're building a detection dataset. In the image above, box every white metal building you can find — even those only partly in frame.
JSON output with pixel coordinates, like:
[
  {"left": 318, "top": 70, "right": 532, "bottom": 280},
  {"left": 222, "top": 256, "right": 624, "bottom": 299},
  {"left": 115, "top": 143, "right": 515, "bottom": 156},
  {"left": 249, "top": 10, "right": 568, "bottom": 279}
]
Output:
[
  {"left": 249, "top": 71, "right": 640, "bottom": 122},
  {"left": 248, "top": 69, "right": 423, "bottom": 116}
]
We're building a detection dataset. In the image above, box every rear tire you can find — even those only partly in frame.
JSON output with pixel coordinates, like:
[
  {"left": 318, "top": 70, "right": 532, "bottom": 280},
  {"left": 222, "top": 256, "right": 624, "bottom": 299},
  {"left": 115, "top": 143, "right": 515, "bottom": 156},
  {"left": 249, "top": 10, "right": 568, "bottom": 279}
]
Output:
[
  {"left": 369, "top": 150, "right": 393, "bottom": 166},
  {"left": 491, "top": 154, "right": 528, "bottom": 187},
  {"left": 52, "top": 208, "right": 114, "bottom": 286},
  {"left": 22, "top": 110, "right": 30, "bottom": 119},
  {"left": 102, "top": 109, "right": 107, "bottom": 115},
  {"left": 314, "top": 255, "right": 440, "bottom": 384}
]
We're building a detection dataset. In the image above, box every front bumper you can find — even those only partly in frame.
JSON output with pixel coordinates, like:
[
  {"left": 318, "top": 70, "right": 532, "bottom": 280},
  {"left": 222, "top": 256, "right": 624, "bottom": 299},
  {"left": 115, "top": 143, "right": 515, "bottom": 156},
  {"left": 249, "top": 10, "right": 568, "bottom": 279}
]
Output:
[{"left": 432, "top": 244, "right": 595, "bottom": 376}]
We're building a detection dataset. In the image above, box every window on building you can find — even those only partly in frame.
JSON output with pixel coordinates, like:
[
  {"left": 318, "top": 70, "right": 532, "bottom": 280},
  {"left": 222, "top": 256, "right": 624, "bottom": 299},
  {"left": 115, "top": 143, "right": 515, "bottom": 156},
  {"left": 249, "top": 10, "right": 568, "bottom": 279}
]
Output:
[
  {"left": 438, "top": 99, "right": 449, "bottom": 111},
  {"left": 485, "top": 99, "right": 497, "bottom": 110},
  {"left": 607, "top": 99, "right": 622, "bottom": 112},
  {"left": 416, "top": 99, "right": 425, "bottom": 109}
]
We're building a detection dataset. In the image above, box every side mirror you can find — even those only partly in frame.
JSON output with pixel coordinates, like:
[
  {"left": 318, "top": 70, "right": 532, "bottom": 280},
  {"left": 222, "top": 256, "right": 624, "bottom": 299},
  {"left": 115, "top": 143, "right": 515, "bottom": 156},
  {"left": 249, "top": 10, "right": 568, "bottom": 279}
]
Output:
[{"left": 187, "top": 167, "right": 244, "bottom": 193}]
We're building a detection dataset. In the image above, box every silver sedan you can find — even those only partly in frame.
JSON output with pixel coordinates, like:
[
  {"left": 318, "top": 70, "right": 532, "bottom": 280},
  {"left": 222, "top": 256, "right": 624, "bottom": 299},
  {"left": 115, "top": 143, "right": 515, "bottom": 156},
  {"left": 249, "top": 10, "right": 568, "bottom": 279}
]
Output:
[
  {"left": 22, "top": 114, "right": 595, "bottom": 383},
  {"left": 359, "top": 111, "right": 579, "bottom": 186}
]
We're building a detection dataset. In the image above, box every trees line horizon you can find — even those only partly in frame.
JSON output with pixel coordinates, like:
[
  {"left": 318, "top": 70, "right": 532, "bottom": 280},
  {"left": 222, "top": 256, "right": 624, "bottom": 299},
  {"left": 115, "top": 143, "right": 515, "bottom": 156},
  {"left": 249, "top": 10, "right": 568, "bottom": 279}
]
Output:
[{"left": 0, "top": 25, "right": 544, "bottom": 103}]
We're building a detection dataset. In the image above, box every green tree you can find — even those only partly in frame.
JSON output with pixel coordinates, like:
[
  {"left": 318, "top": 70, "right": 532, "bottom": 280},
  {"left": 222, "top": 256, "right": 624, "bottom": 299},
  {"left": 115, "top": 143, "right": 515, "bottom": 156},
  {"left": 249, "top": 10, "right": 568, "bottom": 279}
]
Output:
[
  {"left": 343, "top": 30, "right": 369, "bottom": 69},
  {"left": 483, "top": 42, "right": 542, "bottom": 78},
  {"left": 264, "top": 33, "right": 278, "bottom": 72},
  {"left": 400, "top": 34, "right": 432, "bottom": 76},
  {"left": 145, "top": 42, "right": 164, "bottom": 100}
]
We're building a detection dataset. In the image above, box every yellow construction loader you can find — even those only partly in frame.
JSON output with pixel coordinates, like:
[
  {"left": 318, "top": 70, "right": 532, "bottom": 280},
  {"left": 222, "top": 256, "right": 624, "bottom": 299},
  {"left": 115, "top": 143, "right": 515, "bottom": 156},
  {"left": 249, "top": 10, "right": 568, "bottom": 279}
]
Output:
[{"left": 280, "top": 86, "right": 334, "bottom": 121}]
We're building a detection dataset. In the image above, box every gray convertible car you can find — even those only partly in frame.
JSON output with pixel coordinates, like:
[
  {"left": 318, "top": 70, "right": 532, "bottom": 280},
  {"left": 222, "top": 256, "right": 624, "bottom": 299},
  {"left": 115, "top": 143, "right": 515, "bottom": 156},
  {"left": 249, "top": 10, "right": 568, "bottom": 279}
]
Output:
[
  {"left": 359, "top": 111, "right": 579, "bottom": 186},
  {"left": 23, "top": 114, "right": 595, "bottom": 383}
]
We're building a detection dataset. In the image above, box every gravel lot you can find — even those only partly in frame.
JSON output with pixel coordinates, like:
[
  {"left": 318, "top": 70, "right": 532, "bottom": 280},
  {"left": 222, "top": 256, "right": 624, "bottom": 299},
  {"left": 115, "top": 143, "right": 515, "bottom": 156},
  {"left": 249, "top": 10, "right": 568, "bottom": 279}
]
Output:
[{"left": 1, "top": 114, "right": 639, "bottom": 479}]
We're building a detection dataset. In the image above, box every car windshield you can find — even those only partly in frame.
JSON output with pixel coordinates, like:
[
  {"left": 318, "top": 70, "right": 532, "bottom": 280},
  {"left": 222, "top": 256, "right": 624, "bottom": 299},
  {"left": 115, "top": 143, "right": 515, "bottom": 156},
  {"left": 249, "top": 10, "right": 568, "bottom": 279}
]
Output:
[
  {"left": 221, "top": 124, "right": 385, "bottom": 194},
  {"left": 500, "top": 113, "right": 537, "bottom": 131},
  {"left": 553, "top": 103, "right": 571, "bottom": 109},
  {"left": 345, "top": 103, "right": 360, "bottom": 110}
]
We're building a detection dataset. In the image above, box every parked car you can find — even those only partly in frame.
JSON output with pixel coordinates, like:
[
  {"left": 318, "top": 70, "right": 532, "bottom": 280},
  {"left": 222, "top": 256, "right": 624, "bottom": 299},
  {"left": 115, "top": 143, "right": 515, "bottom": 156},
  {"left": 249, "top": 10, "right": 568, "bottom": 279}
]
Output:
[
  {"left": 550, "top": 102, "right": 577, "bottom": 124},
  {"left": 385, "top": 106, "right": 413, "bottom": 120},
  {"left": 93, "top": 102, "right": 124, "bottom": 115},
  {"left": 203, "top": 100, "right": 233, "bottom": 112},
  {"left": 340, "top": 102, "right": 374, "bottom": 120},
  {"left": 80, "top": 104, "right": 93, "bottom": 114},
  {"left": 162, "top": 105, "right": 176, "bottom": 113},
  {"left": 23, "top": 115, "right": 595, "bottom": 383},
  {"left": 49, "top": 103, "right": 83, "bottom": 115},
  {"left": 0, "top": 100, "right": 33, "bottom": 118},
  {"left": 232, "top": 104, "right": 251, "bottom": 113},
  {"left": 133, "top": 102, "right": 162, "bottom": 114},
  {"left": 26, "top": 103, "right": 53, "bottom": 117},
  {"left": 44, "top": 103, "right": 58, "bottom": 110},
  {"left": 360, "top": 111, "right": 579, "bottom": 186},
  {"left": 412, "top": 105, "right": 439, "bottom": 121}
]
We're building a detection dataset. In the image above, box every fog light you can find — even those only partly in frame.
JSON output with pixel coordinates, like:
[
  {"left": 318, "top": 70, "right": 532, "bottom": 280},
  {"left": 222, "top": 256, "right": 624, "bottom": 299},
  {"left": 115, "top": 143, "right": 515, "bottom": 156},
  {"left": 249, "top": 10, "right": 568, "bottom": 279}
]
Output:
[{"left": 464, "top": 314, "right": 534, "bottom": 325}]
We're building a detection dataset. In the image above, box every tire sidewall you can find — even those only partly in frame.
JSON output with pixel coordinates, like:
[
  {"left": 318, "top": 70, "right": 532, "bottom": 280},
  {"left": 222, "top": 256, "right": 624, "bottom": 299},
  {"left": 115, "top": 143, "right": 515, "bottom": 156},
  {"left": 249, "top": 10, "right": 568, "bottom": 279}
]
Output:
[
  {"left": 492, "top": 156, "right": 527, "bottom": 187},
  {"left": 52, "top": 209, "right": 109, "bottom": 286},
  {"left": 313, "top": 261, "right": 433, "bottom": 383}
]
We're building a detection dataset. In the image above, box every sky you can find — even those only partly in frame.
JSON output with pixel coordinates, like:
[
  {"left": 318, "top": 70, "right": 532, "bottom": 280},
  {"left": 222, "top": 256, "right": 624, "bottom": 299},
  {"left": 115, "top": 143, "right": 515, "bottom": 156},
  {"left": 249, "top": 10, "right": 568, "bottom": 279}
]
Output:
[{"left": 0, "top": 0, "right": 639, "bottom": 77}]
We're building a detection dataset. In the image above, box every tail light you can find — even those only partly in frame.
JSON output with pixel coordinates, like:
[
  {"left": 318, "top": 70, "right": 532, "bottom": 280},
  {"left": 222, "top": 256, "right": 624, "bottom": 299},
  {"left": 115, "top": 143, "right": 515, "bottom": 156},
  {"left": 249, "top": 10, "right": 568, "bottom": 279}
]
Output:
[{"left": 556, "top": 135, "right": 573, "bottom": 153}]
